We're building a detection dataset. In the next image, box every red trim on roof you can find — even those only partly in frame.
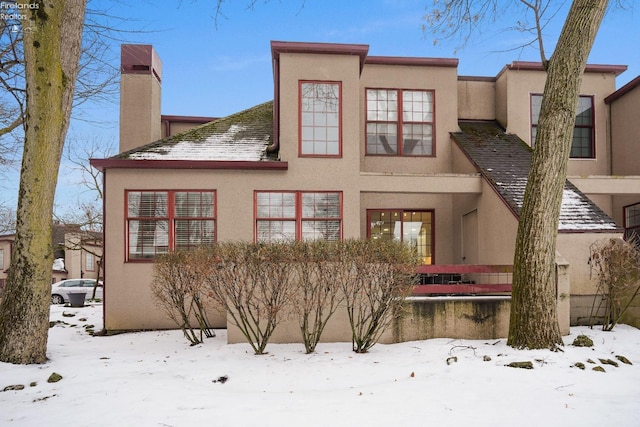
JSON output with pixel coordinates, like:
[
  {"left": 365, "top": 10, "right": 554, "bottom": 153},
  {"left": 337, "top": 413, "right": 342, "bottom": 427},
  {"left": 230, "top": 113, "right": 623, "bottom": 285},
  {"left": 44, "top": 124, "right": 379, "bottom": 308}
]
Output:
[
  {"left": 506, "top": 61, "right": 627, "bottom": 75},
  {"left": 90, "top": 159, "right": 288, "bottom": 172},
  {"left": 160, "top": 115, "right": 217, "bottom": 123},
  {"left": 458, "top": 75, "right": 496, "bottom": 82},
  {"left": 271, "top": 40, "right": 369, "bottom": 72},
  {"left": 605, "top": 75, "right": 640, "bottom": 104},
  {"left": 366, "top": 56, "right": 458, "bottom": 68}
]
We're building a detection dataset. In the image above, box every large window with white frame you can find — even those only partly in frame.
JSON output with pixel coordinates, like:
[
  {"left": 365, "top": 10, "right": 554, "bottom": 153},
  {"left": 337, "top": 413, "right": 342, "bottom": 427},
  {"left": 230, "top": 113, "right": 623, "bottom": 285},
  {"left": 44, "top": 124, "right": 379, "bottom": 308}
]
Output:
[
  {"left": 126, "top": 190, "right": 216, "bottom": 260},
  {"left": 531, "top": 94, "right": 595, "bottom": 158},
  {"left": 367, "top": 209, "right": 434, "bottom": 264},
  {"left": 299, "top": 81, "right": 341, "bottom": 157},
  {"left": 366, "top": 89, "right": 434, "bottom": 156},
  {"left": 255, "top": 191, "right": 342, "bottom": 242}
]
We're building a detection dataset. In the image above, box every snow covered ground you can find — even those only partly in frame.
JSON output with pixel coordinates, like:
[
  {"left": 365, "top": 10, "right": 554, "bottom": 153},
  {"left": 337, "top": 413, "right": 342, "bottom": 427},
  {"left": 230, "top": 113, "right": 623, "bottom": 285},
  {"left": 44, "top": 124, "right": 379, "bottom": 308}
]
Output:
[{"left": 1, "top": 303, "right": 639, "bottom": 426}]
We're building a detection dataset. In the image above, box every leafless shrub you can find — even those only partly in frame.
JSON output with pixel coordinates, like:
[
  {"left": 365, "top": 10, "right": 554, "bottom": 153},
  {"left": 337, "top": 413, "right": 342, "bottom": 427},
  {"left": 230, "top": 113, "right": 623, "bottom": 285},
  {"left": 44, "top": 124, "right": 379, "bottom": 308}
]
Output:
[
  {"left": 290, "top": 240, "right": 343, "bottom": 353},
  {"left": 151, "top": 249, "right": 215, "bottom": 345},
  {"left": 589, "top": 238, "right": 640, "bottom": 331},
  {"left": 339, "top": 239, "right": 421, "bottom": 353},
  {"left": 205, "top": 242, "right": 296, "bottom": 355}
]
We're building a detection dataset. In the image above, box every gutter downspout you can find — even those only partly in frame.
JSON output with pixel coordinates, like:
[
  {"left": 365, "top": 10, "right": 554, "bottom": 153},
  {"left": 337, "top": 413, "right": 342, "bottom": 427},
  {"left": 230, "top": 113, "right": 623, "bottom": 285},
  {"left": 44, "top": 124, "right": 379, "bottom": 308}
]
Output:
[
  {"left": 101, "top": 169, "right": 107, "bottom": 334},
  {"left": 266, "top": 55, "right": 280, "bottom": 155}
]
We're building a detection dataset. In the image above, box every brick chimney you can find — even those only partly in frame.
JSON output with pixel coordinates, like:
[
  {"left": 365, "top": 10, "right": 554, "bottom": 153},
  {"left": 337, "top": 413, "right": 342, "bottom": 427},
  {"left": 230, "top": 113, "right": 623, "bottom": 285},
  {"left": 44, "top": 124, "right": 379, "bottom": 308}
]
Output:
[{"left": 119, "top": 44, "right": 162, "bottom": 153}]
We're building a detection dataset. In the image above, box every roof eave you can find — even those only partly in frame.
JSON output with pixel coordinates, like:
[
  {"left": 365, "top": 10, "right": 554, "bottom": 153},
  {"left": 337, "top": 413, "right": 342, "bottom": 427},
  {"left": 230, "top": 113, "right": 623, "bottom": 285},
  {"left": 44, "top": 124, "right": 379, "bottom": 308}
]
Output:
[
  {"left": 89, "top": 159, "right": 288, "bottom": 172},
  {"left": 365, "top": 56, "right": 458, "bottom": 68},
  {"left": 605, "top": 74, "right": 640, "bottom": 104},
  {"left": 271, "top": 40, "right": 370, "bottom": 72}
]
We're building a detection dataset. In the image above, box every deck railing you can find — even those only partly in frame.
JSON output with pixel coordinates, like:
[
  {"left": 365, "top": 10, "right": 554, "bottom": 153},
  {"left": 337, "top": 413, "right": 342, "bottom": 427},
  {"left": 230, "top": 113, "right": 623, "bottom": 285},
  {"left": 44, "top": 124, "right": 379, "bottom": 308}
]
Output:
[{"left": 413, "top": 264, "right": 513, "bottom": 295}]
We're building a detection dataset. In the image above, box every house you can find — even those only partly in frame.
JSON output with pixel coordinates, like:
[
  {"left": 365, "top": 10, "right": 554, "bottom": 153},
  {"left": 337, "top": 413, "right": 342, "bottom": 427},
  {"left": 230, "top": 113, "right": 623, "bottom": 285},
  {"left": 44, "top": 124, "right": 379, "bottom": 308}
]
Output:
[
  {"left": 0, "top": 223, "right": 103, "bottom": 296},
  {"left": 91, "top": 42, "right": 640, "bottom": 341}
]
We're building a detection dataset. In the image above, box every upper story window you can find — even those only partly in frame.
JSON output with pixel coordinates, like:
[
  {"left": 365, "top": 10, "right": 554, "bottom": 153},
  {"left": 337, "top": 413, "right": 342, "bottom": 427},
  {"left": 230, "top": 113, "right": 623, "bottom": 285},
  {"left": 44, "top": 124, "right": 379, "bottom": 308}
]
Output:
[
  {"left": 0, "top": 248, "right": 3, "bottom": 270},
  {"left": 366, "top": 89, "right": 434, "bottom": 156},
  {"left": 126, "top": 190, "right": 216, "bottom": 260},
  {"left": 624, "top": 202, "right": 640, "bottom": 246},
  {"left": 299, "top": 81, "right": 341, "bottom": 157},
  {"left": 367, "top": 209, "right": 434, "bottom": 265},
  {"left": 531, "top": 94, "right": 595, "bottom": 158},
  {"left": 255, "top": 191, "right": 342, "bottom": 242}
]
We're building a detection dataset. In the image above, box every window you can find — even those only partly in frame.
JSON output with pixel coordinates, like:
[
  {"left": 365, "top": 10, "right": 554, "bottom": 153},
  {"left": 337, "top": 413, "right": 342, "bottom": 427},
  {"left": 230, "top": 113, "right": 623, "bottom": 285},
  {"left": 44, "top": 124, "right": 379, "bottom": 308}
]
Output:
[
  {"left": 368, "top": 210, "right": 434, "bottom": 264},
  {"left": 126, "top": 190, "right": 215, "bottom": 260},
  {"left": 64, "top": 280, "right": 82, "bottom": 288},
  {"left": 86, "top": 252, "right": 95, "bottom": 271},
  {"left": 255, "top": 191, "right": 342, "bottom": 242},
  {"left": 624, "top": 202, "right": 640, "bottom": 246},
  {"left": 366, "top": 89, "right": 434, "bottom": 156},
  {"left": 300, "top": 81, "right": 341, "bottom": 157},
  {"left": 0, "top": 248, "right": 3, "bottom": 270},
  {"left": 531, "top": 94, "right": 595, "bottom": 158}
]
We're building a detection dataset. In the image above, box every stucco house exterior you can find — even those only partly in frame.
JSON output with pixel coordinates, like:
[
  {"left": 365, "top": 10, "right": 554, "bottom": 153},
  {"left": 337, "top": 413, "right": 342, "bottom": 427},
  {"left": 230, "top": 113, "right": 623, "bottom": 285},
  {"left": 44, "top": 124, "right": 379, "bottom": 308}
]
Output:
[
  {"left": 0, "top": 223, "right": 103, "bottom": 297},
  {"left": 91, "top": 42, "right": 640, "bottom": 340}
]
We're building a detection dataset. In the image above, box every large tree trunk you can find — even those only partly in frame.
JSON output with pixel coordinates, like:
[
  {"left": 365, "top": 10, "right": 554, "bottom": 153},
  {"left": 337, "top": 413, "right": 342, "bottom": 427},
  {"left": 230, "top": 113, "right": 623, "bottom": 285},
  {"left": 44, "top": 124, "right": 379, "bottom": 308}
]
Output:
[
  {"left": 508, "top": 0, "right": 608, "bottom": 349},
  {"left": 0, "top": 0, "right": 86, "bottom": 364}
]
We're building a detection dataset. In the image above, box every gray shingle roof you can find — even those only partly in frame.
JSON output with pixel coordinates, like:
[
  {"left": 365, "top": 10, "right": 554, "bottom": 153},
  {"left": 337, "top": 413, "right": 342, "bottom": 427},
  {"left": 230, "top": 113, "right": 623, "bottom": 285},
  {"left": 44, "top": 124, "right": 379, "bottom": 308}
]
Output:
[
  {"left": 452, "top": 121, "right": 621, "bottom": 232},
  {"left": 115, "top": 101, "right": 275, "bottom": 161}
]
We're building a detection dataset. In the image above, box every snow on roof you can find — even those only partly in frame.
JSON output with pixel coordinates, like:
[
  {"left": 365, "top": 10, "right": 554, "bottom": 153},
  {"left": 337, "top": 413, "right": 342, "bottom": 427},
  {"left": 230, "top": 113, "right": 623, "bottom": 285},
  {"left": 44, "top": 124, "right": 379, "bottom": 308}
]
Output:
[
  {"left": 453, "top": 121, "right": 621, "bottom": 232},
  {"left": 116, "top": 101, "right": 275, "bottom": 162},
  {"left": 126, "top": 125, "right": 270, "bottom": 161},
  {"left": 53, "top": 258, "right": 65, "bottom": 272}
]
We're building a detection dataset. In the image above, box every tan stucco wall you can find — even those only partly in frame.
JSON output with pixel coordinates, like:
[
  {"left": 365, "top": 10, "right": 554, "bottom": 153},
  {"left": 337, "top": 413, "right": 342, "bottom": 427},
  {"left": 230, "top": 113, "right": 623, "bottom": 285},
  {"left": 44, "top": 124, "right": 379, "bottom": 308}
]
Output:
[
  {"left": 611, "top": 83, "right": 640, "bottom": 176},
  {"left": 359, "top": 63, "right": 459, "bottom": 174},
  {"left": 107, "top": 44, "right": 633, "bottom": 337},
  {"left": 457, "top": 78, "right": 496, "bottom": 121},
  {"left": 0, "top": 240, "right": 11, "bottom": 288},
  {"left": 278, "top": 52, "right": 362, "bottom": 171},
  {"left": 556, "top": 232, "right": 623, "bottom": 296},
  {"left": 620, "top": 289, "right": 640, "bottom": 330},
  {"left": 476, "top": 181, "right": 519, "bottom": 265},
  {"left": 360, "top": 192, "right": 455, "bottom": 264},
  {"left": 612, "top": 195, "right": 640, "bottom": 228},
  {"left": 102, "top": 165, "right": 362, "bottom": 330},
  {"left": 63, "top": 234, "right": 102, "bottom": 280},
  {"left": 119, "top": 73, "right": 162, "bottom": 153},
  {"left": 495, "top": 69, "right": 617, "bottom": 177},
  {"left": 226, "top": 297, "right": 513, "bottom": 345}
]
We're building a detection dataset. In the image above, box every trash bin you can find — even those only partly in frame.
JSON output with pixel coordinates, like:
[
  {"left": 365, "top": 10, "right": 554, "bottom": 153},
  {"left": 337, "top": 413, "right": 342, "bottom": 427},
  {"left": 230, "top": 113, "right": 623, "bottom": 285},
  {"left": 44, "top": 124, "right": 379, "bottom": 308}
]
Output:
[{"left": 68, "top": 292, "right": 86, "bottom": 307}]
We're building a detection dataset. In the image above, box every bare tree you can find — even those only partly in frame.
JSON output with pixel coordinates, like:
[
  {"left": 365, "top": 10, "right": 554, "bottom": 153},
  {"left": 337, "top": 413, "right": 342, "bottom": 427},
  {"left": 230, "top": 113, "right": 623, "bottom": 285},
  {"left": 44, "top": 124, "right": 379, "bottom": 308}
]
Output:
[
  {"left": 205, "top": 242, "right": 296, "bottom": 355},
  {"left": 0, "top": 203, "right": 15, "bottom": 235},
  {"left": 290, "top": 240, "right": 343, "bottom": 353},
  {"left": 339, "top": 239, "right": 420, "bottom": 353},
  {"left": 589, "top": 238, "right": 640, "bottom": 331},
  {"left": 52, "top": 137, "right": 114, "bottom": 292},
  {"left": 152, "top": 249, "right": 215, "bottom": 345},
  {"left": 424, "top": 0, "right": 609, "bottom": 349},
  {"left": 0, "top": 0, "right": 87, "bottom": 364},
  {"left": 0, "top": 1, "right": 120, "bottom": 175}
]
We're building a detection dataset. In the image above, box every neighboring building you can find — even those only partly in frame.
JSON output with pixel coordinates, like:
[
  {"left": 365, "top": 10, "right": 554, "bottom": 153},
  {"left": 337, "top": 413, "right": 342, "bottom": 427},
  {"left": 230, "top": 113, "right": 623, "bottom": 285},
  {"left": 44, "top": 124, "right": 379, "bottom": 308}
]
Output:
[
  {"left": 91, "top": 42, "right": 639, "bottom": 337},
  {"left": 0, "top": 223, "right": 104, "bottom": 296}
]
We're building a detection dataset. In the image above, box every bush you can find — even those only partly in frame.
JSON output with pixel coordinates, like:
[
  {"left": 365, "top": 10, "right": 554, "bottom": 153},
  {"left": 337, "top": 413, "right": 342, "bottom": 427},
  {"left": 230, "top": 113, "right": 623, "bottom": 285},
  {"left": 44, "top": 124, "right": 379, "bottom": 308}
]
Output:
[
  {"left": 154, "top": 239, "right": 421, "bottom": 353},
  {"left": 205, "top": 242, "right": 296, "bottom": 355},
  {"left": 289, "top": 240, "right": 344, "bottom": 353},
  {"left": 589, "top": 238, "right": 640, "bottom": 331},
  {"left": 338, "top": 239, "right": 420, "bottom": 353},
  {"left": 151, "top": 249, "right": 216, "bottom": 345}
]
